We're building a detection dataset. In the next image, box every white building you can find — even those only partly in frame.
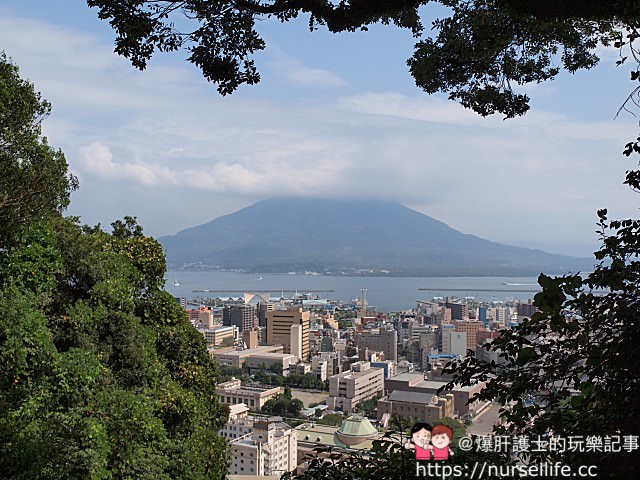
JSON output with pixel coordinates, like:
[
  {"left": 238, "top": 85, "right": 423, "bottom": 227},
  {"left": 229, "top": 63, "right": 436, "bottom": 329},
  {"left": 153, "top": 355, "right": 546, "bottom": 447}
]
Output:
[
  {"left": 218, "top": 403, "right": 254, "bottom": 441},
  {"left": 311, "top": 356, "right": 329, "bottom": 381},
  {"left": 326, "top": 361, "right": 384, "bottom": 413},
  {"left": 441, "top": 330, "right": 467, "bottom": 357},
  {"left": 228, "top": 419, "right": 297, "bottom": 477}
]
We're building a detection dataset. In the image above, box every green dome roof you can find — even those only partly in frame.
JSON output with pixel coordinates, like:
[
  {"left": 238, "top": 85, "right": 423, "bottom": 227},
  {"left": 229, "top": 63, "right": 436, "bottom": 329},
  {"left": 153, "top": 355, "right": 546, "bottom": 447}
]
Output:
[{"left": 335, "top": 415, "right": 378, "bottom": 446}]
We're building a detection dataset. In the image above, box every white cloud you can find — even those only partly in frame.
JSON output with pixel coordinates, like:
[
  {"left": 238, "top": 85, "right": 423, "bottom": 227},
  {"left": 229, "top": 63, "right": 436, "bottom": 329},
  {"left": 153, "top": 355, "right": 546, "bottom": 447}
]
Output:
[
  {"left": 4, "top": 6, "right": 638, "bottom": 257},
  {"left": 266, "top": 46, "right": 346, "bottom": 88},
  {"left": 79, "top": 142, "right": 177, "bottom": 186}
]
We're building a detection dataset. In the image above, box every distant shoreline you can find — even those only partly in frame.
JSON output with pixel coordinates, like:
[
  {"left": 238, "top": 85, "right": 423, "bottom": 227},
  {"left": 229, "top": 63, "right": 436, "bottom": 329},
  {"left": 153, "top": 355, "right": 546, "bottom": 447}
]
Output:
[{"left": 165, "top": 267, "right": 578, "bottom": 279}]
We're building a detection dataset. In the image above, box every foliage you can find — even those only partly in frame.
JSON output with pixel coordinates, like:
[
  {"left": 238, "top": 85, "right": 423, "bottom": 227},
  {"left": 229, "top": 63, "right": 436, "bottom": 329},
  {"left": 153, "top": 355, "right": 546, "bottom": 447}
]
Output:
[
  {"left": 317, "top": 413, "right": 344, "bottom": 427},
  {"left": 432, "top": 416, "right": 467, "bottom": 444},
  {"left": 444, "top": 157, "right": 640, "bottom": 477},
  {"left": 0, "top": 52, "right": 77, "bottom": 245},
  {"left": 261, "top": 391, "right": 304, "bottom": 418},
  {"left": 251, "top": 369, "right": 327, "bottom": 390},
  {"left": 283, "top": 430, "right": 505, "bottom": 480},
  {"left": 354, "top": 397, "right": 379, "bottom": 418},
  {"left": 86, "top": 1, "right": 640, "bottom": 117},
  {"left": 219, "top": 364, "right": 249, "bottom": 383},
  {"left": 0, "top": 59, "right": 229, "bottom": 479},
  {"left": 409, "top": 0, "right": 610, "bottom": 118}
]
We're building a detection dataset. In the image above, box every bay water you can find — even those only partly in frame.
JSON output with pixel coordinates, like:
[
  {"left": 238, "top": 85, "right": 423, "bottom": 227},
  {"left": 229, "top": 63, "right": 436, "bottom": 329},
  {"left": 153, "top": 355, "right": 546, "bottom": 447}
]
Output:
[{"left": 165, "top": 271, "right": 542, "bottom": 312}]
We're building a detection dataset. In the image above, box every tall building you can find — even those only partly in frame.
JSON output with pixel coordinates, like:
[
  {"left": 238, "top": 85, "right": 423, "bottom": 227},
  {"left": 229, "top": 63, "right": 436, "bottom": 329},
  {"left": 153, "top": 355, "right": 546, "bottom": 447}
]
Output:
[
  {"left": 517, "top": 300, "right": 538, "bottom": 320},
  {"left": 223, "top": 304, "right": 256, "bottom": 332},
  {"left": 488, "top": 305, "right": 510, "bottom": 325},
  {"left": 453, "top": 320, "right": 484, "bottom": 350},
  {"left": 478, "top": 306, "right": 487, "bottom": 327},
  {"left": 441, "top": 330, "right": 467, "bottom": 357},
  {"left": 446, "top": 301, "right": 468, "bottom": 321},
  {"left": 266, "top": 308, "right": 310, "bottom": 361},
  {"left": 354, "top": 325, "right": 398, "bottom": 361}
]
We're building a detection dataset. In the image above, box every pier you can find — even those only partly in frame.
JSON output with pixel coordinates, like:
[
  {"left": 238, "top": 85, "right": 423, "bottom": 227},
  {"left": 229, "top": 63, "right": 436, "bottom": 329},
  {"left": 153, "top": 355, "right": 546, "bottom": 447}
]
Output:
[
  {"left": 418, "top": 288, "right": 540, "bottom": 293},
  {"left": 192, "top": 289, "right": 335, "bottom": 293}
]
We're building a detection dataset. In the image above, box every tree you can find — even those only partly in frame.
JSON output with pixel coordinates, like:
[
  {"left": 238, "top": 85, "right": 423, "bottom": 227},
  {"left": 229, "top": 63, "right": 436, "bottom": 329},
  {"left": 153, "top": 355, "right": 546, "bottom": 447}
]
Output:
[
  {"left": 317, "top": 413, "right": 344, "bottom": 427},
  {"left": 0, "top": 57, "right": 229, "bottom": 479},
  {"left": 443, "top": 156, "right": 640, "bottom": 477},
  {"left": 86, "top": 1, "right": 640, "bottom": 117},
  {"left": 0, "top": 52, "right": 77, "bottom": 245}
]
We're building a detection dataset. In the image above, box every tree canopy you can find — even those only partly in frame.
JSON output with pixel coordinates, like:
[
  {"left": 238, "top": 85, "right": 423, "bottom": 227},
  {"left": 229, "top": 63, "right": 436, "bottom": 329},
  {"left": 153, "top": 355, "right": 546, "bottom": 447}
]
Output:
[
  {"left": 0, "top": 52, "right": 78, "bottom": 246},
  {"left": 440, "top": 152, "right": 640, "bottom": 476},
  {"left": 86, "top": 0, "right": 640, "bottom": 117},
  {"left": 0, "top": 54, "right": 229, "bottom": 479}
]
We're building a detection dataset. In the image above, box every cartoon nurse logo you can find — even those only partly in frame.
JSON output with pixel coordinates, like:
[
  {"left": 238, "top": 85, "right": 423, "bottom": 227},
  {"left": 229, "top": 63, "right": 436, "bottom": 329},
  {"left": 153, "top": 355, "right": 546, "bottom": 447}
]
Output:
[
  {"left": 404, "top": 422, "right": 454, "bottom": 461},
  {"left": 404, "top": 422, "right": 433, "bottom": 460},
  {"left": 431, "top": 424, "right": 454, "bottom": 460}
]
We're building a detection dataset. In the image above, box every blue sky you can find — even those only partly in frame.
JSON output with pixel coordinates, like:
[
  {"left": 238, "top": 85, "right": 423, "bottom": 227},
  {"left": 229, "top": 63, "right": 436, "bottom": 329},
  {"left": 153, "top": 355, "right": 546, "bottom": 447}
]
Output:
[{"left": 2, "top": 1, "right": 638, "bottom": 257}]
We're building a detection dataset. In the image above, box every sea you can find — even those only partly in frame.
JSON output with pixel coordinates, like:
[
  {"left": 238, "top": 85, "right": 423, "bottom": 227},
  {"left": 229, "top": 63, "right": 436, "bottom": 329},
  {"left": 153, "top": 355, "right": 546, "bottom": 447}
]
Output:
[{"left": 164, "top": 271, "right": 543, "bottom": 312}]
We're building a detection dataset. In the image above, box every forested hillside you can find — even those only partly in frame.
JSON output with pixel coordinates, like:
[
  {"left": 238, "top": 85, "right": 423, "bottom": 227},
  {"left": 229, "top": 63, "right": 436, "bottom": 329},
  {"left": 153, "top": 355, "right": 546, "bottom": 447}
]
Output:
[{"left": 0, "top": 53, "right": 229, "bottom": 479}]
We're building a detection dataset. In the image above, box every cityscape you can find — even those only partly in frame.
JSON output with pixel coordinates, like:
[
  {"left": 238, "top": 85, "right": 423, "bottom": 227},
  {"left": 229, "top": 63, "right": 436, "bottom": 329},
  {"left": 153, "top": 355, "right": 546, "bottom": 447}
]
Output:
[
  {"left": 2, "top": 2, "right": 639, "bottom": 479},
  {"left": 180, "top": 288, "right": 537, "bottom": 477}
]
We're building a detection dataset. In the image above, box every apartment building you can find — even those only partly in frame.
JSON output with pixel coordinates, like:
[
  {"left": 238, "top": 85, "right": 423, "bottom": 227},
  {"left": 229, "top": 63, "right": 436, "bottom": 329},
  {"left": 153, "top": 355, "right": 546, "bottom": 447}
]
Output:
[
  {"left": 326, "top": 361, "right": 385, "bottom": 413},
  {"left": 354, "top": 325, "right": 398, "bottom": 361},
  {"left": 223, "top": 304, "right": 256, "bottom": 332},
  {"left": 228, "top": 419, "right": 297, "bottom": 477}
]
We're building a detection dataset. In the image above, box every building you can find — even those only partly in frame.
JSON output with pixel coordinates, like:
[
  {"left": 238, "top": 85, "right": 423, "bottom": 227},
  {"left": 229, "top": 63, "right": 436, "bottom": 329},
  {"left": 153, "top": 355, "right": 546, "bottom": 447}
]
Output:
[
  {"left": 354, "top": 325, "right": 398, "bottom": 361},
  {"left": 290, "top": 323, "right": 303, "bottom": 361},
  {"left": 326, "top": 361, "right": 385, "bottom": 413},
  {"left": 311, "top": 356, "right": 329, "bottom": 381},
  {"left": 216, "top": 378, "right": 283, "bottom": 411},
  {"left": 370, "top": 360, "right": 396, "bottom": 379},
  {"left": 213, "top": 345, "right": 284, "bottom": 369},
  {"left": 446, "top": 301, "right": 468, "bottom": 321},
  {"left": 517, "top": 300, "right": 538, "bottom": 321},
  {"left": 290, "top": 362, "right": 312, "bottom": 376},
  {"left": 476, "top": 338, "right": 507, "bottom": 369},
  {"left": 174, "top": 296, "right": 187, "bottom": 310},
  {"left": 223, "top": 304, "right": 257, "bottom": 332},
  {"left": 385, "top": 372, "right": 487, "bottom": 418},
  {"left": 266, "top": 308, "right": 311, "bottom": 361},
  {"left": 228, "top": 418, "right": 297, "bottom": 476},
  {"left": 441, "top": 330, "right": 467, "bottom": 357},
  {"left": 478, "top": 305, "right": 487, "bottom": 327},
  {"left": 198, "top": 325, "right": 235, "bottom": 348},
  {"left": 377, "top": 390, "right": 455, "bottom": 424},
  {"left": 315, "top": 351, "right": 342, "bottom": 377},
  {"left": 218, "top": 403, "right": 254, "bottom": 440},
  {"left": 453, "top": 320, "right": 485, "bottom": 350},
  {"left": 320, "top": 335, "right": 334, "bottom": 352},
  {"left": 242, "top": 328, "right": 259, "bottom": 349},
  {"left": 295, "top": 416, "right": 382, "bottom": 471},
  {"left": 488, "top": 305, "right": 510, "bottom": 326},
  {"left": 246, "top": 352, "right": 297, "bottom": 375}
]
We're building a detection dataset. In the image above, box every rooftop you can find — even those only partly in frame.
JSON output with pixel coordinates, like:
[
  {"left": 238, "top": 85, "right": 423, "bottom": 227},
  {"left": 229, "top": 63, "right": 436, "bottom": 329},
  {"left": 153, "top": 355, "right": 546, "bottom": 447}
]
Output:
[
  {"left": 386, "top": 390, "right": 435, "bottom": 405},
  {"left": 295, "top": 422, "right": 380, "bottom": 451}
]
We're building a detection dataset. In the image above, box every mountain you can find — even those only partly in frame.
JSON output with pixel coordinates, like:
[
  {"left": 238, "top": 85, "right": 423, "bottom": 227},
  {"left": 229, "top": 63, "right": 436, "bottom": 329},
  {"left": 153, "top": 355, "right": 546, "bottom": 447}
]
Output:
[{"left": 158, "top": 197, "right": 593, "bottom": 276}]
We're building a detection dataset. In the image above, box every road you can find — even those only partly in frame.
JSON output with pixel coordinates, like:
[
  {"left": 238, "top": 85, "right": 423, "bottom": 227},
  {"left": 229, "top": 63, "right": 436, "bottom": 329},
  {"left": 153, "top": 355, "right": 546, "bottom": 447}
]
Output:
[{"left": 467, "top": 403, "right": 503, "bottom": 436}]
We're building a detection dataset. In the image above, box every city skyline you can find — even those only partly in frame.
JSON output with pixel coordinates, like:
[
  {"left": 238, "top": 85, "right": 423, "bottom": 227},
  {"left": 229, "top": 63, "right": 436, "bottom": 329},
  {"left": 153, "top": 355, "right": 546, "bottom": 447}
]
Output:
[{"left": 2, "top": 1, "right": 639, "bottom": 257}]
